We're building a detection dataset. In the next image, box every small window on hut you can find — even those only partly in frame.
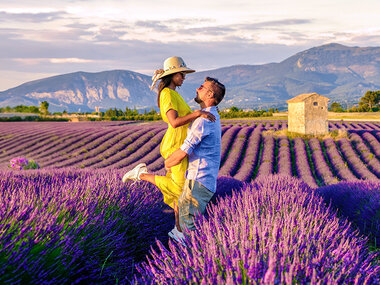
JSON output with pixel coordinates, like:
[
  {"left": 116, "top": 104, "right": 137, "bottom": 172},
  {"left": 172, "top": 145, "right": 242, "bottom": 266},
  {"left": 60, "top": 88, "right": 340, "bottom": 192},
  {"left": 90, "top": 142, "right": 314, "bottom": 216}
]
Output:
[{"left": 313, "top": 102, "right": 318, "bottom": 106}]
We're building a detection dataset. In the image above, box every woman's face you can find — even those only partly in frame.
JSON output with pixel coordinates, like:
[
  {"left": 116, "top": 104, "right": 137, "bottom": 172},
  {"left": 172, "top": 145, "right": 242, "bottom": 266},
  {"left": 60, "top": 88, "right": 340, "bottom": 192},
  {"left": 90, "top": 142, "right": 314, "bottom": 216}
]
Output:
[{"left": 172, "top": 72, "right": 186, "bottom": 87}]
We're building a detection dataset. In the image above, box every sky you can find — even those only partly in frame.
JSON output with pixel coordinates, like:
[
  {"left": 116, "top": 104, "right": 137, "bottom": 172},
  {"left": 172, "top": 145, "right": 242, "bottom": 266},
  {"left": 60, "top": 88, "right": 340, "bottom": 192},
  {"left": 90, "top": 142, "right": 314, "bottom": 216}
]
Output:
[{"left": 0, "top": 0, "right": 379, "bottom": 91}]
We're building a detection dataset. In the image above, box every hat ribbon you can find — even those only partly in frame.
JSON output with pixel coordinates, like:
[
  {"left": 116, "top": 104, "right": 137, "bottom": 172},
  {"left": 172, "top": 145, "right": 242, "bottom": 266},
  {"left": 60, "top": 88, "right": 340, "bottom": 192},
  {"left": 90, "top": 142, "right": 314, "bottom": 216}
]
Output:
[{"left": 150, "top": 69, "right": 164, "bottom": 91}]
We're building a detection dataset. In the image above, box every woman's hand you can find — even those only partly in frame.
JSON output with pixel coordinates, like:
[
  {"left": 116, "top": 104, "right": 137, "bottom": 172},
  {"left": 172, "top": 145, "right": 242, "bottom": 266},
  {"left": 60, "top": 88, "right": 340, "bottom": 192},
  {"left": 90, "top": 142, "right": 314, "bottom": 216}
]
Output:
[{"left": 198, "top": 110, "right": 216, "bottom": 122}]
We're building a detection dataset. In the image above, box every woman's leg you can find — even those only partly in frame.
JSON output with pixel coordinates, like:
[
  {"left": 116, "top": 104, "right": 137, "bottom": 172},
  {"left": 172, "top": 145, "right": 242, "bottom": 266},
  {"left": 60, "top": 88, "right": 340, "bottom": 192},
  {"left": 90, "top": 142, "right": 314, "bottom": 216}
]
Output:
[
  {"left": 155, "top": 158, "right": 187, "bottom": 207},
  {"left": 139, "top": 173, "right": 156, "bottom": 185}
]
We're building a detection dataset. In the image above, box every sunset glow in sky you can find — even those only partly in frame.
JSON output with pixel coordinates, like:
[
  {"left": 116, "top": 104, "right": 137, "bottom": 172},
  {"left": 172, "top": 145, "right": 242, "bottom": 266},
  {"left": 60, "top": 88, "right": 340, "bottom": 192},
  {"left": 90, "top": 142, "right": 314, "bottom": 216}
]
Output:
[{"left": 0, "top": 0, "right": 379, "bottom": 91}]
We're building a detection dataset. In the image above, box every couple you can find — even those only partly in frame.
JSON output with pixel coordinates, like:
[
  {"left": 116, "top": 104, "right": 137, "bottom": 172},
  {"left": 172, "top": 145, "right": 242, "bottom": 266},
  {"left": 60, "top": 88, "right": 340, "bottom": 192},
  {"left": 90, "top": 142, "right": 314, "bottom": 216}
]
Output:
[{"left": 122, "top": 56, "right": 225, "bottom": 242}]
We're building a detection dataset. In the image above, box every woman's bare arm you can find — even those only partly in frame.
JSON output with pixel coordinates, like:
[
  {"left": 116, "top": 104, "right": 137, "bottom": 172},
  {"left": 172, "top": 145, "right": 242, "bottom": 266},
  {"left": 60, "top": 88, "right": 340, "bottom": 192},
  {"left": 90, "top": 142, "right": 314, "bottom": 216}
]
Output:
[{"left": 166, "top": 109, "right": 215, "bottom": 128}]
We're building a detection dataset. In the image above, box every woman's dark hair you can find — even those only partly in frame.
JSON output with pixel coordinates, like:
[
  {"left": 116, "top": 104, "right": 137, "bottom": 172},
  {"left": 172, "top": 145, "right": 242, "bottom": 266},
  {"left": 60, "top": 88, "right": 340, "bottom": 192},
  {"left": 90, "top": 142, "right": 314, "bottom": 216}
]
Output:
[{"left": 157, "top": 74, "right": 174, "bottom": 108}]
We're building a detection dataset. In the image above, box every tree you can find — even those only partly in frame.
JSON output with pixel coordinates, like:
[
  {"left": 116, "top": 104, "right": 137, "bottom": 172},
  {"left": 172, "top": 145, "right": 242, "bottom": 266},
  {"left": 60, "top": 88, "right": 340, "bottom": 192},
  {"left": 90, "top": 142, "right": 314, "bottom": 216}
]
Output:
[
  {"left": 125, "top": 107, "right": 138, "bottom": 116},
  {"left": 358, "top": 90, "right": 380, "bottom": 111},
  {"left": 40, "top": 101, "right": 49, "bottom": 114},
  {"left": 329, "top": 102, "right": 344, "bottom": 112},
  {"left": 229, "top": 106, "right": 240, "bottom": 112}
]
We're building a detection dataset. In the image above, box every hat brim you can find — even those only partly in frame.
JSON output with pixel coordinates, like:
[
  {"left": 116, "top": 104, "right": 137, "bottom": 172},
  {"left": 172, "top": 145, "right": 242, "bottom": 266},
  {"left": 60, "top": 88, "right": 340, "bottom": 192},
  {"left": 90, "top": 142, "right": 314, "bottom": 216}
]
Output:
[{"left": 158, "top": 67, "right": 195, "bottom": 79}]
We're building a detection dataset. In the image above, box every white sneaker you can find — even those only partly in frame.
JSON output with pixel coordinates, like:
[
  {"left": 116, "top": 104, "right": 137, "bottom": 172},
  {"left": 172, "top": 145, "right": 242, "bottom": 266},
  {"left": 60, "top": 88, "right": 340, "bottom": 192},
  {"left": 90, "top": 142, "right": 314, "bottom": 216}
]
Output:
[
  {"left": 122, "top": 163, "right": 148, "bottom": 183},
  {"left": 168, "top": 226, "right": 185, "bottom": 244}
]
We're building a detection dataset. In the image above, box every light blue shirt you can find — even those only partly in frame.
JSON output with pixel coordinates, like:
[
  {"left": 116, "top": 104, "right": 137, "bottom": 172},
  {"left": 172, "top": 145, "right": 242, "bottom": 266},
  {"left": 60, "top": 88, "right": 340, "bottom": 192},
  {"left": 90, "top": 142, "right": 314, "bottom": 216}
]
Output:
[{"left": 180, "top": 106, "right": 221, "bottom": 193}]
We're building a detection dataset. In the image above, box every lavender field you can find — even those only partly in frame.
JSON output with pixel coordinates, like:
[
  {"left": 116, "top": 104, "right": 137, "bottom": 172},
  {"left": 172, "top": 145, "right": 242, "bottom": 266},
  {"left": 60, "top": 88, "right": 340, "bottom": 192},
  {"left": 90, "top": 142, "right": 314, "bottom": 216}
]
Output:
[{"left": 0, "top": 120, "right": 379, "bottom": 284}]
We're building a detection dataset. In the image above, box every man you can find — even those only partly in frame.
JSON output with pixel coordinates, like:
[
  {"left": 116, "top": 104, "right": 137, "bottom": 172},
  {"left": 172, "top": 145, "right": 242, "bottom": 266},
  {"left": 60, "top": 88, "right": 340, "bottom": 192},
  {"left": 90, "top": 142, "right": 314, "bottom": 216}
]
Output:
[{"left": 164, "top": 77, "right": 225, "bottom": 241}]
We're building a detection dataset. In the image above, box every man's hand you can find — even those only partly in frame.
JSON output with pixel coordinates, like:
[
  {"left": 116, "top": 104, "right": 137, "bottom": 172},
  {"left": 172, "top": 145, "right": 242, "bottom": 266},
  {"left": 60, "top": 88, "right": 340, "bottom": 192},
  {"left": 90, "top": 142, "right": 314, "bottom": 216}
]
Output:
[{"left": 165, "top": 149, "right": 188, "bottom": 169}]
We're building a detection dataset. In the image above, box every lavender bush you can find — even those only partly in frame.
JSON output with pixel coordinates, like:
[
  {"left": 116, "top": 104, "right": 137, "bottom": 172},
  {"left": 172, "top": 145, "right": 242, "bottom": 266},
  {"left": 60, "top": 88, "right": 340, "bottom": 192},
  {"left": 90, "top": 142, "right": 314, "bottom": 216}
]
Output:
[
  {"left": 233, "top": 125, "right": 262, "bottom": 182},
  {"left": 0, "top": 168, "right": 174, "bottom": 283},
  {"left": 277, "top": 136, "right": 293, "bottom": 176},
  {"left": 293, "top": 137, "right": 318, "bottom": 188},
  {"left": 256, "top": 135, "right": 275, "bottom": 177},
  {"left": 137, "top": 175, "right": 379, "bottom": 284},
  {"left": 317, "top": 180, "right": 380, "bottom": 247}
]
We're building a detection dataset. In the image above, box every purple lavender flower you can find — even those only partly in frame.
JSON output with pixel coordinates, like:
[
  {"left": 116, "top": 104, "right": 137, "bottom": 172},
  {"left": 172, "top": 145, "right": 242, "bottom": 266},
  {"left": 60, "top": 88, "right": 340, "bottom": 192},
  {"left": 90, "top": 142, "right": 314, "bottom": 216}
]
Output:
[
  {"left": 137, "top": 175, "right": 380, "bottom": 284},
  {"left": 317, "top": 180, "right": 380, "bottom": 246}
]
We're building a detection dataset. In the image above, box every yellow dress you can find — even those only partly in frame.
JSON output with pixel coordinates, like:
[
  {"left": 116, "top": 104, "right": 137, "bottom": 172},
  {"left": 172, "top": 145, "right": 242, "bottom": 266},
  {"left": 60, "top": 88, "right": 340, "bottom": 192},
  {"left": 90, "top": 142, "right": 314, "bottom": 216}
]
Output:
[{"left": 155, "top": 87, "right": 191, "bottom": 208}]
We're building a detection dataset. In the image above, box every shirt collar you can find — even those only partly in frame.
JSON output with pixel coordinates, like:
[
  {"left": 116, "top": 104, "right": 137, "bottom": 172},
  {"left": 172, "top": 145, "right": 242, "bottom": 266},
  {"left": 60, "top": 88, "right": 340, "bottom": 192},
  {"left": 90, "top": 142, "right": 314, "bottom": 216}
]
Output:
[{"left": 201, "top": 106, "right": 217, "bottom": 112}]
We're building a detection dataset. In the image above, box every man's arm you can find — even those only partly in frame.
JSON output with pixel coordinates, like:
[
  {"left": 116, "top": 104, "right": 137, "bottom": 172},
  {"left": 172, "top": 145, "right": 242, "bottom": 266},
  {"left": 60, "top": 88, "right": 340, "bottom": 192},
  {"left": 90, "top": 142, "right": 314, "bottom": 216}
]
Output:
[
  {"left": 165, "top": 148, "right": 188, "bottom": 170},
  {"left": 165, "top": 117, "right": 208, "bottom": 170}
]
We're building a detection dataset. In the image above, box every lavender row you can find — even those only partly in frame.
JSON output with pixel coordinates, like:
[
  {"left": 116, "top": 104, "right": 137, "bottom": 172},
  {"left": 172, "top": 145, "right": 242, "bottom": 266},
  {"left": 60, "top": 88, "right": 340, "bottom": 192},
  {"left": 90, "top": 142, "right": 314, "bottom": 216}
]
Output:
[
  {"left": 33, "top": 130, "right": 106, "bottom": 165},
  {"left": 219, "top": 127, "right": 253, "bottom": 177},
  {"left": 40, "top": 129, "right": 114, "bottom": 167},
  {"left": 308, "top": 138, "right": 337, "bottom": 185},
  {"left": 25, "top": 130, "right": 81, "bottom": 159},
  {"left": 256, "top": 135, "right": 275, "bottom": 177},
  {"left": 361, "top": 132, "right": 380, "bottom": 158},
  {"left": 0, "top": 123, "right": 60, "bottom": 149},
  {"left": 121, "top": 142, "right": 163, "bottom": 172},
  {"left": 40, "top": 124, "right": 145, "bottom": 166},
  {"left": 138, "top": 175, "right": 379, "bottom": 284},
  {"left": 323, "top": 138, "right": 358, "bottom": 181},
  {"left": 53, "top": 128, "right": 137, "bottom": 168},
  {"left": 276, "top": 136, "right": 292, "bottom": 176},
  {"left": 350, "top": 133, "right": 380, "bottom": 178},
  {"left": 293, "top": 137, "right": 319, "bottom": 188},
  {"left": 233, "top": 124, "right": 262, "bottom": 182},
  {"left": 64, "top": 127, "right": 147, "bottom": 168},
  {"left": 219, "top": 125, "right": 242, "bottom": 167},
  {"left": 0, "top": 128, "right": 76, "bottom": 161},
  {"left": 0, "top": 127, "right": 64, "bottom": 159},
  {"left": 90, "top": 127, "right": 163, "bottom": 168},
  {"left": 337, "top": 138, "right": 378, "bottom": 180},
  {"left": 105, "top": 129, "right": 166, "bottom": 169}
]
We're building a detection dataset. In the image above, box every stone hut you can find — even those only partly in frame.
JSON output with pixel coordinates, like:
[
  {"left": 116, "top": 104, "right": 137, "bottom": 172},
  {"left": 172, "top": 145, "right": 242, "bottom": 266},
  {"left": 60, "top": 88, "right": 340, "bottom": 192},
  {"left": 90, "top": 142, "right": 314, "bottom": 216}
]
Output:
[{"left": 286, "top": 93, "right": 329, "bottom": 135}]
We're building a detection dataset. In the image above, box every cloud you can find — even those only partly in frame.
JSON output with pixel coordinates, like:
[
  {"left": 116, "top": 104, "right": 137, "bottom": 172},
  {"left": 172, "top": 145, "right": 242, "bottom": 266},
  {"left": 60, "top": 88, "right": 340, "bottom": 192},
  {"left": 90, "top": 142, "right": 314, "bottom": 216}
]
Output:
[
  {"left": 0, "top": 11, "right": 68, "bottom": 23},
  {"left": 178, "top": 26, "right": 235, "bottom": 36},
  {"left": 238, "top": 19, "right": 313, "bottom": 30},
  {"left": 93, "top": 28, "right": 128, "bottom": 42},
  {"left": 135, "top": 20, "right": 171, "bottom": 32},
  {"left": 65, "top": 22, "right": 97, "bottom": 29},
  {"left": 348, "top": 33, "right": 380, "bottom": 47}
]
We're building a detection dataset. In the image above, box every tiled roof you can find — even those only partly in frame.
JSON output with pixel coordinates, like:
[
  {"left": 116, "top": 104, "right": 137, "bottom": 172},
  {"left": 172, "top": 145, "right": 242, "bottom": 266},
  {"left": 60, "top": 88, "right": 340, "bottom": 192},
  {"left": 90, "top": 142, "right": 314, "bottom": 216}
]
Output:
[{"left": 286, "top": 93, "right": 330, "bottom": 103}]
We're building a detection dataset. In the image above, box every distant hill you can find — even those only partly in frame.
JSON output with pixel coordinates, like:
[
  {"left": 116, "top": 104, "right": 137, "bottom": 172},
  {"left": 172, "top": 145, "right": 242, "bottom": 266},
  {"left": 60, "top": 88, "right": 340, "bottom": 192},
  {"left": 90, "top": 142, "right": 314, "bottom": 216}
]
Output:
[
  {"left": 0, "top": 43, "right": 379, "bottom": 112},
  {"left": 0, "top": 70, "right": 155, "bottom": 113}
]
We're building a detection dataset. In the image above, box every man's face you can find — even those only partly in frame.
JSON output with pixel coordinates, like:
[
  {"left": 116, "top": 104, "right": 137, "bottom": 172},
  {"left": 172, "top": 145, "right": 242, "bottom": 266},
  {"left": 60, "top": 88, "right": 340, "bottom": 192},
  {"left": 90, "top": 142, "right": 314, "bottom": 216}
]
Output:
[{"left": 195, "top": 81, "right": 213, "bottom": 104}]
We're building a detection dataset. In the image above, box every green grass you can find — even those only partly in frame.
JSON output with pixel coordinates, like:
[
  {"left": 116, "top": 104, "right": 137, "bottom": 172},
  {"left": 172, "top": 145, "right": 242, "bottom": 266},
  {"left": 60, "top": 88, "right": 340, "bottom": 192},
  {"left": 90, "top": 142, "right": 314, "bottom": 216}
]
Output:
[{"left": 262, "top": 129, "right": 349, "bottom": 141}]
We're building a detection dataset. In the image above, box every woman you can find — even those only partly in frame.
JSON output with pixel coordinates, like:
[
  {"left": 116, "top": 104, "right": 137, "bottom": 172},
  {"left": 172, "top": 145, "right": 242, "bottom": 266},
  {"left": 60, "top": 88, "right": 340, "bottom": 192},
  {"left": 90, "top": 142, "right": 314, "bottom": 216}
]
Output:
[{"left": 122, "top": 56, "right": 215, "bottom": 241}]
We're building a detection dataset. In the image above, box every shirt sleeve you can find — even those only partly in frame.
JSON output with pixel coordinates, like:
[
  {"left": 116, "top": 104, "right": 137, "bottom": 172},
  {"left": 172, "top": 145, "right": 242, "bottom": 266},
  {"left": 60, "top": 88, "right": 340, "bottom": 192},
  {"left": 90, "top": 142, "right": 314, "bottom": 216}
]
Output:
[
  {"left": 160, "top": 88, "right": 178, "bottom": 115},
  {"left": 180, "top": 118, "right": 210, "bottom": 155}
]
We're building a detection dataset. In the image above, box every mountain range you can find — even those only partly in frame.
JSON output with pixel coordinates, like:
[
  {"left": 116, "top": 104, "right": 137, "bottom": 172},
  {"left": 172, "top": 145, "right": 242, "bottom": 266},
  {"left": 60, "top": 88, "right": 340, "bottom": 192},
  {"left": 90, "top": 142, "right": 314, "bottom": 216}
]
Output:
[{"left": 0, "top": 43, "right": 379, "bottom": 112}]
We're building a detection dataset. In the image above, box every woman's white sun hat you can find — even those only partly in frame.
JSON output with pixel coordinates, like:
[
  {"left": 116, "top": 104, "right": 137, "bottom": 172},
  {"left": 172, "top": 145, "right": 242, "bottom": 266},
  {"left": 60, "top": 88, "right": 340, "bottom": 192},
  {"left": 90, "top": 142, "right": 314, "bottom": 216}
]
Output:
[{"left": 150, "top": 56, "right": 195, "bottom": 90}]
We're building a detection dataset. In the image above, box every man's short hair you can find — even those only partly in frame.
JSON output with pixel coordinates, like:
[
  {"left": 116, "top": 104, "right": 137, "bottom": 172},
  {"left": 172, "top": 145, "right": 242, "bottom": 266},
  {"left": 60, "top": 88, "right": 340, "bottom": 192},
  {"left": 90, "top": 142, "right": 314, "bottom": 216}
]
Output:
[{"left": 205, "top": 77, "right": 225, "bottom": 106}]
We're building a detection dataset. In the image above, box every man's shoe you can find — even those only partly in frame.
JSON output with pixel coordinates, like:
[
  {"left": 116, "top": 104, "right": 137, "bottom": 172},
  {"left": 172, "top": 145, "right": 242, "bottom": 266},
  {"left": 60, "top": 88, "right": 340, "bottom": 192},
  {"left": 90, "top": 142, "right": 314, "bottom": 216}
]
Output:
[
  {"left": 122, "top": 163, "right": 148, "bottom": 183},
  {"left": 168, "top": 226, "right": 185, "bottom": 244}
]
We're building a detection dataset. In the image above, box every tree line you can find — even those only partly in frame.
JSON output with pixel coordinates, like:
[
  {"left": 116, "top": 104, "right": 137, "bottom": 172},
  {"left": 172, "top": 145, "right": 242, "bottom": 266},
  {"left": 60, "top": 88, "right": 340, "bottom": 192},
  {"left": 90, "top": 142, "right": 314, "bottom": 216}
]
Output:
[
  {"left": 0, "top": 101, "right": 49, "bottom": 114},
  {"left": 1, "top": 90, "right": 378, "bottom": 121},
  {"left": 329, "top": 91, "right": 380, "bottom": 112}
]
